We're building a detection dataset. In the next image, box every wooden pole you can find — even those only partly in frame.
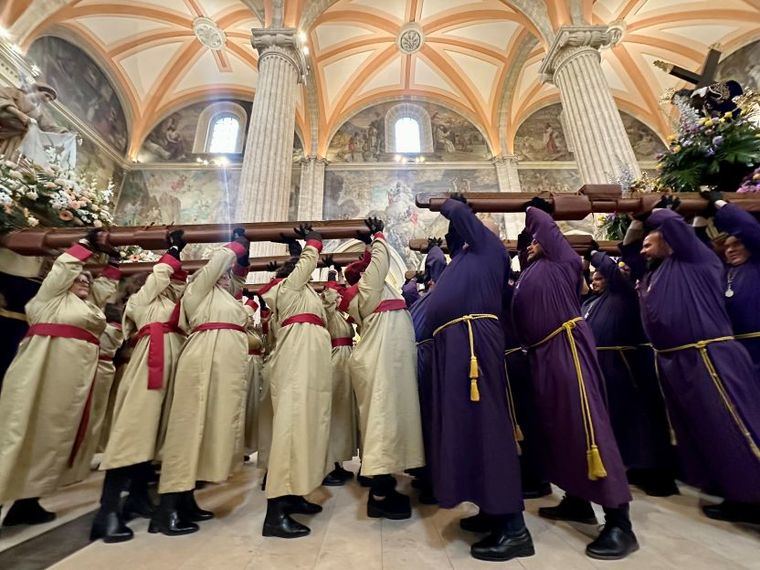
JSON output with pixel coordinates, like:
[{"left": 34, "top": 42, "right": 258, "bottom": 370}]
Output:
[{"left": 409, "top": 237, "right": 622, "bottom": 255}]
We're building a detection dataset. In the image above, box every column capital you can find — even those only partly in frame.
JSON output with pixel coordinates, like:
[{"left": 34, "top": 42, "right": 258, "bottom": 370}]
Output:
[
  {"left": 301, "top": 154, "right": 328, "bottom": 167},
  {"left": 539, "top": 25, "right": 623, "bottom": 84},
  {"left": 490, "top": 153, "right": 519, "bottom": 166},
  {"left": 251, "top": 27, "right": 308, "bottom": 80}
]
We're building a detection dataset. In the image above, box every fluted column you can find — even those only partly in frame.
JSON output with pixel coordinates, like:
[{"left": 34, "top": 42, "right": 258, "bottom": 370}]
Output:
[
  {"left": 238, "top": 28, "right": 305, "bottom": 257},
  {"left": 297, "top": 156, "right": 327, "bottom": 221},
  {"left": 539, "top": 25, "right": 639, "bottom": 184},
  {"left": 492, "top": 154, "right": 522, "bottom": 192}
]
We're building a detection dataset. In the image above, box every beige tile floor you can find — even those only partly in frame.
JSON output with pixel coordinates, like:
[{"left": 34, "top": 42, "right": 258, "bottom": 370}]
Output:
[{"left": 42, "top": 459, "right": 760, "bottom": 570}]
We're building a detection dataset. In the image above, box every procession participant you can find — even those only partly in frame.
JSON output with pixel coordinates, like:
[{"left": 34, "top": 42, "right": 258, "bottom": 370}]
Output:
[
  {"left": 63, "top": 303, "right": 125, "bottom": 487},
  {"left": 408, "top": 238, "right": 447, "bottom": 504},
  {"left": 92, "top": 231, "right": 188, "bottom": 542},
  {"left": 401, "top": 271, "right": 421, "bottom": 308},
  {"left": 424, "top": 197, "right": 531, "bottom": 562},
  {"left": 150, "top": 230, "right": 250, "bottom": 536},
  {"left": 632, "top": 201, "right": 760, "bottom": 524},
  {"left": 0, "top": 229, "right": 117, "bottom": 525},
  {"left": 242, "top": 296, "right": 265, "bottom": 458},
  {"left": 320, "top": 276, "right": 357, "bottom": 486},
  {"left": 338, "top": 217, "right": 424, "bottom": 521},
  {"left": 582, "top": 249, "right": 677, "bottom": 496},
  {"left": 512, "top": 199, "right": 636, "bottom": 560},
  {"left": 259, "top": 225, "right": 333, "bottom": 539},
  {"left": 702, "top": 190, "right": 760, "bottom": 369},
  {"left": 256, "top": 295, "right": 274, "bottom": 490}
]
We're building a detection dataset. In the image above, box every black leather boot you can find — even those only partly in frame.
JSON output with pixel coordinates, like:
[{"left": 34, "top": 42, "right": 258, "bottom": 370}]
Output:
[
  {"left": 179, "top": 490, "right": 214, "bottom": 522},
  {"left": 538, "top": 494, "right": 598, "bottom": 524},
  {"left": 148, "top": 493, "right": 199, "bottom": 536},
  {"left": 91, "top": 468, "right": 133, "bottom": 542},
  {"left": 460, "top": 512, "right": 495, "bottom": 533},
  {"left": 332, "top": 462, "right": 354, "bottom": 481},
  {"left": 702, "top": 501, "right": 760, "bottom": 524},
  {"left": 3, "top": 498, "right": 56, "bottom": 526},
  {"left": 322, "top": 469, "right": 346, "bottom": 487},
  {"left": 123, "top": 462, "right": 156, "bottom": 520},
  {"left": 367, "top": 489, "right": 412, "bottom": 520},
  {"left": 522, "top": 482, "right": 553, "bottom": 499},
  {"left": 262, "top": 497, "right": 310, "bottom": 538},
  {"left": 586, "top": 504, "right": 639, "bottom": 560},
  {"left": 471, "top": 527, "right": 535, "bottom": 562},
  {"left": 632, "top": 469, "right": 679, "bottom": 497},
  {"left": 283, "top": 495, "right": 322, "bottom": 515}
]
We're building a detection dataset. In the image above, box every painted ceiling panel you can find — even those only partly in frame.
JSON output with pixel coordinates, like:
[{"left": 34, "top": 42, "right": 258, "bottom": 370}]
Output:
[
  {"left": 119, "top": 40, "right": 186, "bottom": 98},
  {"left": 436, "top": 20, "right": 520, "bottom": 51}
]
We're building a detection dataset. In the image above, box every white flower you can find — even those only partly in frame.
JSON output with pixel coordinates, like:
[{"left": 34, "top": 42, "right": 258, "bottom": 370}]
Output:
[
  {"left": 93, "top": 219, "right": 103, "bottom": 228},
  {"left": 26, "top": 215, "right": 39, "bottom": 227},
  {"left": 43, "top": 181, "right": 58, "bottom": 189},
  {"left": 26, "top": 191, "right": 38, "bottom": 200},
  {"left": 0, "top": 191, "right": 12, "bottom": 206},
  {"left": 8, "top": 170, "right": 24, "bottom": 180}
]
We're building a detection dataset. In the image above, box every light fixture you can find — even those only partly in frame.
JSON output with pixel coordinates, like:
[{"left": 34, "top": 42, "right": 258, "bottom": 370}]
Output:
[
  {"left": 0, "top": 27, "right": 10, "bottom": 40},
  {"left": 302, "top": 46, "right": 309, "bottom": 56},
  {"left": 298, "top": 30, "right": 307, "bottom": 43},
  {"left": 394, "top": 154, "right": 401, "bottom": 162},
  {"left": 214, "top": 156, "right": 230, "bottom": 167}
]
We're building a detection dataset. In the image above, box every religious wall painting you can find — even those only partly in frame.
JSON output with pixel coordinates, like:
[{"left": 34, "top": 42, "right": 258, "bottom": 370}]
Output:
[
  {"left": 517, "top": 168, "right": 582, "bottom": 194},
  {"left": 717, "top": 39, "right": 760, "bottom": 93},
  {"left": 27, "top": 36, "right": 129, "bottom": 153},
  {"left": 322, "top": 167, "right": 498, "bottom": 267},
  {"left": 515, "top": 103, "right": 665, "bottom": 162},
  {"left": 327, "top": 101, "right": 489, "bottom": 163},
  {"left": 115, "top": 168, "right": 241, "bottom": 228},
  {"left": 77, "top": 136, "right": 123, "bottom": 191}
]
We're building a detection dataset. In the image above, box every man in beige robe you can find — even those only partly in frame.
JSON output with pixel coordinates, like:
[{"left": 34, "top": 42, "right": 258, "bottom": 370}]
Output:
[
  {"left": 0, "top": 229, "right": 116, "bottom": 525},
  {"left": 338, "top": 218, "right": 424, "bottom": 520},
  {"left": 321, "top": 280, "right": 357, "bottom": 486},
  {"left": 259, "top": 228, "right": 333, "bottom": 539},
  {"left": 91, "top": 232, "right": 188, "bottom": 543},
  {"left": 151, "top": 234, "right": 250, "bottom": 537},
  {"left": 242, "top": 298, "right": 264, "bottom": 456}
]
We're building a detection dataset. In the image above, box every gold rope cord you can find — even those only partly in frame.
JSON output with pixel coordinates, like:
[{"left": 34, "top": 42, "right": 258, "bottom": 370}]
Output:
[
  {"left": 530, "top": 317, "right": 607, "bottom": 480},
  {"left": 502, "top": 358, "right": 525, "bottom": 453},
  {"left": 735, "top": 331, "right": 760, "bottom": 340},
  {"left": 597, "top": 346, "right": 638, "bottom": 390},
  {"left": 656, "top": 336, "right": 760, "bottom": 460},
  {"left": 433, "top": 314, "right": 499, "bottom": 402},
  {"left": 0, "top": 308, "right": 27, "bottom": 322}
]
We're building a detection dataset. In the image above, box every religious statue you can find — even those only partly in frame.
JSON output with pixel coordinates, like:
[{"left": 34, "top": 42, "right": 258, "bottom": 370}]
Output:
[{"left": 0, "top": 82, "right": 65, "bottom": 160}]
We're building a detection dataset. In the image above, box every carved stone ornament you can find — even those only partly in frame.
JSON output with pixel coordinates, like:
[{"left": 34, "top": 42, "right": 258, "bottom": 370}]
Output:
[
  {"left": 538, "top": 25, "right": 622, "bottom": 83},
  {"left": 397, "top": 23, "right": 424, "bottom": 55},
  {"left": 193, "top": 17, "right": 227, "bottom": 50}
]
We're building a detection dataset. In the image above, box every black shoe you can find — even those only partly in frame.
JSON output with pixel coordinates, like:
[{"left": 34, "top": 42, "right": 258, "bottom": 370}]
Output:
[
  {"left": 179, "top": 491, "right": 214, "bottom": 522},
  {"left": 332, "top": 463, "right": 354, "bottom": 481},
  {"left": 460, "top": 512, "right": 495, "bottom": 533},
  {"left": 702, "top": 501, "right": 760, "bottom": 524},
  {"left": 149, "top": 494, "right": 199, "bottom": 536},
  {"left": 90, "top": 509, "right": 134, "bottom": 543},
  {"left": 522, "top": 482, "right": 553, "bottom": 499},
  {"left": 123, "top": 492, "right": 155, "bottom": 521},
  {"left": 357, "top": 474, "right": 372, "bottom": 487},
  {"left": 367, "top": 490, "right": 412, "bottom": 520},
  {"left": 639, "top": 478, "right": 679, "bottom": 498},
  {"left": 538, "top": 496, "right": 598, "bottom": 525},
  {"left": 284, "top": 495, "right": 322, "bottom": 515},
  {"left": 262, "top": 498, "right": 310, "bottom": 538},
  {"left": 322, "top": 470, "right": 346, "bottom": 487},
  {"left": 471, "top": 528, "right": 535, "bottom": 562},
  {"left": 2, "top": 498, "right": 56, "bottom": 526},
  {"left": 586, "top": 525, "right": 639, "bottom": 560}
]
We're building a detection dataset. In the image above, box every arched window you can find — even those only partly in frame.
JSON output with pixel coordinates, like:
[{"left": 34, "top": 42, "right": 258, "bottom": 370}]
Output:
[
  {"left": 394, "top": 117, "right": 421, "bottom": 153},
  {"left": 208, "top": 114, "right": 240, "bottom": 154}
]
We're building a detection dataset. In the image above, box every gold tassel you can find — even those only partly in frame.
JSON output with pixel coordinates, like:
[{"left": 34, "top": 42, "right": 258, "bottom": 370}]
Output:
[
  {"left": 586, "top": 445, "right": 607, "bottom": 480},
  {"left": 515, "top": 441, "right": 522, "bottom": 456},
  {"left": 469, "top": 355, "right": 479, "bottom": 379},
  {"left": 514, "top": 424, "right": 525, "bottom": 442},
  {"left": 470, "top": 378, "right": 480, "bottom": 402},
  {"left": 669, "top": 429, "right": 678, "bottom": 446}
]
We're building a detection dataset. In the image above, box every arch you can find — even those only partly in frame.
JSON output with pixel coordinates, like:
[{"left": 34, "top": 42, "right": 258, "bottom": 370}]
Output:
[
  {"left": 384, "top": 103, "right": 433, "bottom": 153},
  {"left": 193, "top": 101, "right": 249, "bottom": 154}
]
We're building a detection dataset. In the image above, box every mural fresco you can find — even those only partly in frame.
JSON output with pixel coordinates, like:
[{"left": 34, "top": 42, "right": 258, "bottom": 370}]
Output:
[
  {"left": 27, "top": 36, "right": 129, "bottom": 153},
  {"left": 139, "top": 99, "right": 254, "bottom": 162},
  {"left": 517, "top": 168, "right": 582, "bottom": 194},
  {"left": 322, "top": 167, "right": 498, "bottom": 267},
  {"left": 717, "top": 39, "right": 760, "bottom": 92},
  {"left": 514, "top": 103, "right": 665, "bottom": 161},
  {"left": 115, "top": 168, "right": 241, "bottom": 227},
  {"left": 327, "top": 101, "right": 490, "bottom": 162},
  {"left": 78, "top": 136, "right": 123, "bottom": 190}
]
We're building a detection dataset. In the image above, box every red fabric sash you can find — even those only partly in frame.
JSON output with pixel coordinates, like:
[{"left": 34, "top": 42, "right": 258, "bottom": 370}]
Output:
[
  {"left": 132, "top": 322, "right": 185, "bottom": 390},
  {"left": 25, "top": 323, "right": 100, "bottom": 345},
  {"left": 249, "top": 348, "right": 263, "bottom": 356},
  {"left": 281, "top": 313, "right": 325, "bottom": 328},
  {"left": 98, "top": 355, "right": 113, "bottom": 362},
  {"left": 331, "top": 337, "right": 353, "bottom": 347},
  {"left": 192, "top": 322, "right": 246, "bottom": 334},
  {"left": 373, "top": 299, "right": 407, "bottom": 313}
]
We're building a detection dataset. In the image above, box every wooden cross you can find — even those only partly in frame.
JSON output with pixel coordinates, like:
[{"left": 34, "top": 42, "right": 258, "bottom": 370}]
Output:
[{"left": 654, "top": 43, "right": 721, "bottom": 89}]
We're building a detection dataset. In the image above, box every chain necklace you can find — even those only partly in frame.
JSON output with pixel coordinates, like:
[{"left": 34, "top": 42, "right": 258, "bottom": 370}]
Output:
[{"left": 725, "top": 268, "right": 736, "bottom": 298}]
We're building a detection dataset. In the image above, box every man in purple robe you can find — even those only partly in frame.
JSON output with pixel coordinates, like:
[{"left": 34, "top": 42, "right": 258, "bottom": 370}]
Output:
[
  {"left": 703, "top": 191, "right": 760, "bottom": 370},
  {"left": 401, "top": 272, "right": 421, "bottom": 308},
  {"left": 425, "top": 195, "right": 533, "bottom": 562},
  {"left": 582, "top": 250, "right": 677, "bottom": 496},
  {"left": 512, "top": 199, "right": 636, "bottom": 560},
  {"left": 629, "top": 200, "right": 760, "bottom": 524}
]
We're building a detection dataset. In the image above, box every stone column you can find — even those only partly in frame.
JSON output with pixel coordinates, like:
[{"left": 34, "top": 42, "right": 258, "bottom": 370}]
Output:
[
  {"left": 296, "top": 156, "right": 327, "bottom": 221},
  {"left": 237, "top": 28, "right": 305, "bottom": 257},
  {"left": 539, "top": 25, "right": 639, "bottom": 184},
  {"left": 492, "top": 154, "right": 522, "bottom": 192}
]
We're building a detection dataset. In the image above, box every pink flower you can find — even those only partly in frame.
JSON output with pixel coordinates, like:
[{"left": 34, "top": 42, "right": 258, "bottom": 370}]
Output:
[{"left": 58, "top": 210, "right": 74, "bottom": 221}]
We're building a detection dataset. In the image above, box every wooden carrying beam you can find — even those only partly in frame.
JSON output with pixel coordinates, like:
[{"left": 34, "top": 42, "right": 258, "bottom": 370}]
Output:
[
  {"left": 88, "top": 252, "right": 364, "bottom": 277},
  {"left": 243, "top": 281, "right": 329, "bottom": 295},
  {"left": 409, "top": 237, "right": 622, "bottom": 255},
  {"left": 1, "top": 220, "right": 371, "bottom": 256},
  {"left": 415, "top": 185, "right": 760, "bottom": 217}
]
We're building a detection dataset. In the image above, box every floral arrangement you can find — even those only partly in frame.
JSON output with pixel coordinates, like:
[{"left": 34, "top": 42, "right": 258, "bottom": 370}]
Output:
[
  {"left": 0, "top": 154, "right": 114, "bottom": 233},
  {"left": 119, "top": 245, "right": 160, "bottom": 262},
  {"left": 654, "top": 94, "right": 760, "bottom": 193},
  {"left": 596, "top": 213, "right": 632, "bottom": 241}
]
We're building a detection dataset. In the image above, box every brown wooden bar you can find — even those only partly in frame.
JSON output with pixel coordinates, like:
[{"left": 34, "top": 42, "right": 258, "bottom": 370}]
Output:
[
  {"left": 243, "top": 281, "right": 329, "bottom": 295},
  {"left": 88, "top": 251, "right": 363, "bottom": 276},
  {"left": 1, "top": 219, "right": 371, "bottom": 255},
  {"left": 409, "top": 237, "right": 622, "bottom": 255}
]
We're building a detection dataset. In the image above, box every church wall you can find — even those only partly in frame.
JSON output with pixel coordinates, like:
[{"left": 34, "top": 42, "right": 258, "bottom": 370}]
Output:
[{"left": 717, "top": 39, "right": 760, "bottom": 92}]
